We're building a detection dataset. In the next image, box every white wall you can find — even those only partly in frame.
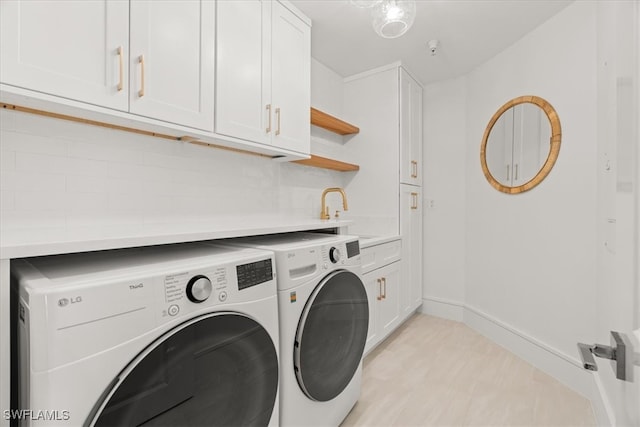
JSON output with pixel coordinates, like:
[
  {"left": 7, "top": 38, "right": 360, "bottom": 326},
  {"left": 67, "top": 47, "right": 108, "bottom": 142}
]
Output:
[
  {"left": 464, "top": 0, "right": 598, "bottom": 362},
  {"left": 423, "top": 0, "right": 600, "bottom": 397},
  {"left": 421, "top": 76, "right": 467, "bottom": 320},
  {"left": 0, "top": 60, "right": 347, "bottom": 236}
]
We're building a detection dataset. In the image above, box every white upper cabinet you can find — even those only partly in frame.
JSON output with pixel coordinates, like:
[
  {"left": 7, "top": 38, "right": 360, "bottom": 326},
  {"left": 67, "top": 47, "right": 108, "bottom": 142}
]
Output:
[
  {"left": 270, "top": 1, "right": 310, "bottom": 154},
  {"left": 215, "top": 0, "right": 271, "bottom": 145},
  {"left": 129, "top": 1, "right": 215, "bottom": 131},
  {"left": 399, "top": 68, "right": 423, "bottom": 186},
  {"left": 1, "top": 0, "right": 311, "bottom": 159},
  {"left": 0, "top": 1, "right": 129, "bottom": 111},
  {"left": 216, "top": 0, "right": 310, "bottom": 155}
]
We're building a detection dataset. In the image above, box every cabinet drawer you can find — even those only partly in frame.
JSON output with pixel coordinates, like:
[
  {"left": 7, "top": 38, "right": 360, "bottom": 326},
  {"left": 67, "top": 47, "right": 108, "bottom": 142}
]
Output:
[{"left": 361, "top": 239, "right": 401, "bottom": 274}]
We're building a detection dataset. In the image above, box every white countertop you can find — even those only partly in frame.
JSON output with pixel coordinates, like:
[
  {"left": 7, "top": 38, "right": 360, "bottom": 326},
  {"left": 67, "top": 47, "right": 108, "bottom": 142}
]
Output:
[{"left": 0, "top": 216, "right": 352, "bottom": 259}]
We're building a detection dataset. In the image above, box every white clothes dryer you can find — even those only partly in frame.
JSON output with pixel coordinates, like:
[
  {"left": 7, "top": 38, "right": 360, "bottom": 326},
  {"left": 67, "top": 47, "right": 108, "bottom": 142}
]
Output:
[
  {"left": 224, "top": 233, "right": 368, "bottom": 427},
  {"left": 10, "top": 243, "right": 280, "bottom": 427}
]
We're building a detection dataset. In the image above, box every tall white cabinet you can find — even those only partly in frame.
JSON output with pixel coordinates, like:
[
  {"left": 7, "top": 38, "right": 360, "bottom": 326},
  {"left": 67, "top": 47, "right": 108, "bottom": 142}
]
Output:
[
  {"left": 343, "top": 63, "right": 424, "bottom": 335},
  {"left": 399, "top": 68, "right": 423, "bottom": 316},
  {"left": 215, "top": 0, "right": 311, "bottom": 155}
]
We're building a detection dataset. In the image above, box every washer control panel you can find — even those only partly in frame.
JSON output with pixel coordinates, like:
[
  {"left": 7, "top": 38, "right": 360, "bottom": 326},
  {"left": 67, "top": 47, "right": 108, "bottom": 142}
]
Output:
[{"left": 157, "top": 254, "right": 275, "bottom": 325}]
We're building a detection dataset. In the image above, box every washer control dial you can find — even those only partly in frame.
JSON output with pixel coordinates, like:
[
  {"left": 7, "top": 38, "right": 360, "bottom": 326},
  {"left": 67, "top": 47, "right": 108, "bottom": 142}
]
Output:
[
  {"left": 186, "top": 275, "right": 212, "bottom": 303},
  {"left": 329, "top": 247, "right": 341, "bottom": 264}
]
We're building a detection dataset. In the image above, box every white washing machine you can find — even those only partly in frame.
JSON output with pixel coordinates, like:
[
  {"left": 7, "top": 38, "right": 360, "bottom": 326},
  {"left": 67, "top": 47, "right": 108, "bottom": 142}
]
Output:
[
  {"left": 225, "top": 233, "right": 368, "bottom": 427},
  {"left": 10, "top": 242, "right": 280, "bottom": 426}
]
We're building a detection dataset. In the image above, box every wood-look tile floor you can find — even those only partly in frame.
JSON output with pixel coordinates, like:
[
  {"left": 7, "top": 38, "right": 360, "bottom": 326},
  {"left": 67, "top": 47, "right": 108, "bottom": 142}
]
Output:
[{"left": 342, "top": 314, "right": 596, "bottom": 427}]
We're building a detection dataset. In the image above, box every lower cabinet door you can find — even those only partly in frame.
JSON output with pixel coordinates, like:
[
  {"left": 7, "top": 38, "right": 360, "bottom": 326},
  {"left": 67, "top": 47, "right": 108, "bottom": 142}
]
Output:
[
  {"left": 378, "top": 262, "right": 401, "bottom": 338},
  {"left": 363, "top": 271, "right": 379, "bottom": 355},
  {"left": 364, "top": 261, "right": 401, "bottom": 354}
]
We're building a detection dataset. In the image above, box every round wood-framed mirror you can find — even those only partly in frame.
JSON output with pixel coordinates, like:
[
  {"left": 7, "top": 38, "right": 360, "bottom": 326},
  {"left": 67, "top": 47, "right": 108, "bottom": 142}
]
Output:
[{"left": 480, "top": 95, "right": 561, "bottom": 194}]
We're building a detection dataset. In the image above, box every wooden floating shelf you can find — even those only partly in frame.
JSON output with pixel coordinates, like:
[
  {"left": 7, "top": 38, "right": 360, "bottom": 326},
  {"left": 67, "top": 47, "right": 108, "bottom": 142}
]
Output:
[
  {"left": 310, "top": 107, "right": 359, "bottom": 135},
  {"left": 293, "top": 154, "right": 360, "bottom": 172}
]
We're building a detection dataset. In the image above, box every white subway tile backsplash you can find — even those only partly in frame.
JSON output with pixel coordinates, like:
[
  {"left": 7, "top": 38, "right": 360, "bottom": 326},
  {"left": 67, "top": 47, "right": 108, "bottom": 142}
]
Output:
[
  {"left": 0, "top": 191, "right": 15, "bottom": 211},
  {"left": 69, "top": 141, "right": 146, "bottom": 164},
  {"left": 66, "top": 157, "right": 109, "bottom": 177},
  {"left": 1, "top": 111, "right": 346, "bottom": 231},
  {"left": 107, "top": 192, "right": 151, "bottom": 211},
  {"left": 1, "top": 130, "right": 70, "bottom": 156},
  {"left": 0, "top": 150, "right": 15, "bottom": 171},
  {"left": 1, "top": 210, "right": 66, "bottom": 229},
  {"left": 66, "top": 175, "right": 109, "bottom": 193},
  {"left": 0, "top": 171, "right": 66, "bottom": 192},
  {"left": 15, "top": 191, "right": 68, "bottom": 211},
  {"left": 15, "top": 152, "right": 69, "bottom": 175},
  {"left": 65, "top": 192, "right": 109, "bottom": 212}
]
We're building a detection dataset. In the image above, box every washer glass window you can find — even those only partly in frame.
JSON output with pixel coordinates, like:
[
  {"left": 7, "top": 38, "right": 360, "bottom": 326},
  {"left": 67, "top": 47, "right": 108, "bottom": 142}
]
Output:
[
  {"left": 294, "top": 270, "right": 368, "bottom": 402},
  {"left": 90, "top": 313, "right": 278, "bottom": 426}
]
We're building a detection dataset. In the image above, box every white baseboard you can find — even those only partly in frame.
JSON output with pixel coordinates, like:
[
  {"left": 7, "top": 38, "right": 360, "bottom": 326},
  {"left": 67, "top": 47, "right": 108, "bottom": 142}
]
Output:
[
  {"left": 421, "top": 296, "right": 610, "bottom": 425},
  {"left": 463, "top": 304, "right": 593, "bottom": 399},
  {"left": 419, "top": 296, "right": 464, "bottom": 321}
]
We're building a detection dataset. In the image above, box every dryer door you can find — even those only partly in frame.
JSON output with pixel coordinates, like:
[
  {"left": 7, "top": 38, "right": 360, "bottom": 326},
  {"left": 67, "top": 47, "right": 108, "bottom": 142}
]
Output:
[
  {"left": 87, "top": 313, "right": 278, "bottom": 427},
  {"left": 294, "top": 269, "right": 369, "bottom": 402}
]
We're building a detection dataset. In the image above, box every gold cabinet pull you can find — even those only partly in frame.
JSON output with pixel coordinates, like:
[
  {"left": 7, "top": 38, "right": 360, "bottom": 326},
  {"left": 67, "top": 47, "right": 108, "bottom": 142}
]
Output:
[
  {"left": 376, "top": 278, "right": 382, "bottom": 301},
  {"left": 138, "top": 55, "right": 145, "bottom": 98},
  {"left": 275, "top": 107, "right": 281, "bottom": 136},
  {"left": 117, "top": 46, "right": 124, "bottom": 92},
  {"left": 411, "top": 192, "right": 418, "bottom": 209},
  {"left": 382, "top": 277, "right": 387, "bottom": 299},
  {"left": 411, "top": 160, "right": 418, "bottom": 178},
  {"left": 266, "top": 104, "right": 272, "bottom": 133}
]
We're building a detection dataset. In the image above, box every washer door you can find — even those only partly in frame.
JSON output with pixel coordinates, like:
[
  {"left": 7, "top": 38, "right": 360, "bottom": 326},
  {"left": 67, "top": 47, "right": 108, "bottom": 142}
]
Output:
[
  {"left": 88, "top": 313, "right": 278, "bottom": 427},
  {"left": 294, "top": 269, "right": 368, "bottom": 402}
]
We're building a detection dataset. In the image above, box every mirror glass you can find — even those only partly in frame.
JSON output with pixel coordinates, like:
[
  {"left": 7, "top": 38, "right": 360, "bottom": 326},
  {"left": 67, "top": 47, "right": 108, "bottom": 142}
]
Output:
[{"left": 480, "top": 96, "right": 561, "bottom": 194}]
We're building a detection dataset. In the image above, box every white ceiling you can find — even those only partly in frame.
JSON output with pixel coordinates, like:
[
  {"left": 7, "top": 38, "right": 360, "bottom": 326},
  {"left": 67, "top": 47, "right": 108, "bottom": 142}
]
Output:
[{"left": 289, "top": 0, "right": 574, "bottom": 85}]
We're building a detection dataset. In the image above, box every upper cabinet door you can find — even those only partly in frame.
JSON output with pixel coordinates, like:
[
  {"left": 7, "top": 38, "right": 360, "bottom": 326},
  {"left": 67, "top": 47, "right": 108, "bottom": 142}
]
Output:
[
  {"left": 271, "top": 1, "right": 310, "bottom": 154},
  {"left": 0, "top": 0, "right": 129, "bottom": 111},
  {"left": 215, "top": 0, "right": 271, "bottom": 145},
  {"left": 129, "top": 0, "right": 215, "bottom": 131},
  {"left": 400, "top": 69, "right": 423, "bottom": 186}
]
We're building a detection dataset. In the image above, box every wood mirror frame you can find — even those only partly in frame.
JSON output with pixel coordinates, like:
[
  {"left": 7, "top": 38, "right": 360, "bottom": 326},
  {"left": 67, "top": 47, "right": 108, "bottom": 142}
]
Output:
[{"left": 480, "top": 95, "right": 561, "bottom": 194}]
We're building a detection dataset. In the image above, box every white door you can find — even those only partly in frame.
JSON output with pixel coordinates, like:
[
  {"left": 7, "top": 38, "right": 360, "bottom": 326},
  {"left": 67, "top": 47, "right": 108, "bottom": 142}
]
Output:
[
  {"left": 0, "top": 0, "right": 128, "bottom": 110},
  {"left": 271, "top": 1, "right": 310, "bottom": 154},
  {"left": 129, "top": 0, "right": 215, "bottom": 131},
  {"left": 215, "top": 0, "right": 271, "bottom": 144},
  {"left": 593, "top": 1, "right": 639, "bottom": 425}
]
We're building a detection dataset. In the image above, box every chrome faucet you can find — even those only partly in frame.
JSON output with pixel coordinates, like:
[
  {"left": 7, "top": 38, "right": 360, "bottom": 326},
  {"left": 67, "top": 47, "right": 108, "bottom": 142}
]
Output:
[{"left": 320, "top": 188, "right": 348, "bottom": 220}]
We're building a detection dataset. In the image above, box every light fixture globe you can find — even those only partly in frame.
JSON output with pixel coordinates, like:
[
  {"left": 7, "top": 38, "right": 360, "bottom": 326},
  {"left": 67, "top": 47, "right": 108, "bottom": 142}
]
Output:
[
  {"left": 350, "top": 0, "right": 383, "bottom": 8},
  {"left": 371, "top": 0, "right": 416, "bottom": 39}
]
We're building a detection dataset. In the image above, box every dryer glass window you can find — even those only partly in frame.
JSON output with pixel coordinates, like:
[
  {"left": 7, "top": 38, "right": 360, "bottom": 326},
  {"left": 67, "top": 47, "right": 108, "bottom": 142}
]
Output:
[
  {"left": 294, "top": 270, "right": 368, "bottom": 402},
  {"left": 90, "top": 314, "right": 278, "bottom": 426}
]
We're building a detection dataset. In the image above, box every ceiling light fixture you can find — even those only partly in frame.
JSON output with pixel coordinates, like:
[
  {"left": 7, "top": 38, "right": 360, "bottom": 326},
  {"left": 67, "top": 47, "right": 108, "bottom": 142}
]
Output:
[
  {"left": 371, "top": 0, "right": 416, "bottom": 39},
  {"left": 350, "top": 0, "right": 383, "bottom": 8}
]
